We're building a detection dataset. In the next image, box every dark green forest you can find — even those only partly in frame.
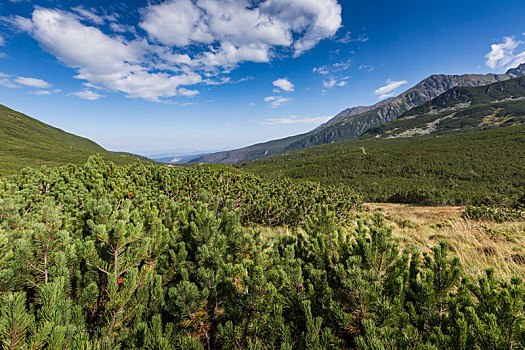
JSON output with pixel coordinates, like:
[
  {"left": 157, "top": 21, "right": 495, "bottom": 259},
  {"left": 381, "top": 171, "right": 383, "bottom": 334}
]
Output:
[
  {"left": 240, "top": 125, "right": 525, "bottom": 206},
  {"left": 1, "top": 156, "right": 524, "bottom": 349}
]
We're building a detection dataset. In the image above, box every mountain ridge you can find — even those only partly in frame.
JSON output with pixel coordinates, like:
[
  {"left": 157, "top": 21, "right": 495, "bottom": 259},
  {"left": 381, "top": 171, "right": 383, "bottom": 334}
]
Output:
[
  {"left": 363, "top": 76, "right": 525, "bottom": 139},
  {"left": 189, "top": 63, "right": 525, "bottom": 165}
]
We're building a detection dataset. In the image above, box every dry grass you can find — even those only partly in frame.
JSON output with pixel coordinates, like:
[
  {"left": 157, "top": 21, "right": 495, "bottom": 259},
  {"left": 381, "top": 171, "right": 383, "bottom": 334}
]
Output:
[
  {"left": 256, "top": 204, "right": 525, "bottom": 280},
  {"left": 367, "top": 203, "right": 525, "bottom": 280}
]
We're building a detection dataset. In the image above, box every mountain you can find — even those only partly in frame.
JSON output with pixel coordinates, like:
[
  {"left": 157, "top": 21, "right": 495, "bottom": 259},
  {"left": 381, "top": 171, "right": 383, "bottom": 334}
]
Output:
[
  {"left": 0, "top": 104, "right": 147, "bottom": 175},
  {"left": 364, "top": 76, "right": 525, "bottom": 139},
  {"left": 238, "top": 77, "right": 525, "bottom": 204},
  {"left": 190, "top": 63, "right": 525, "bottom": 165}
]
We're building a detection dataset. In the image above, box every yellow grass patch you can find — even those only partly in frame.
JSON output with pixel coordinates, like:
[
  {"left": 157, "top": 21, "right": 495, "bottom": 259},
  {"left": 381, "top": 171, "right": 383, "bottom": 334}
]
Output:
[
  {"left": 367, "top": 203, "right": 525, "bottom": 279},
  {"left": 257, "top": 204, "right": 525, "bottom": 280}
]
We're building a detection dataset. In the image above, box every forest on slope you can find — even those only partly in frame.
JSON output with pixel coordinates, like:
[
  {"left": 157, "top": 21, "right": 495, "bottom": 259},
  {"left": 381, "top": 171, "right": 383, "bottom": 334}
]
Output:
[{"left": 1, "top": 156, "right": 525, "bottom": 349}]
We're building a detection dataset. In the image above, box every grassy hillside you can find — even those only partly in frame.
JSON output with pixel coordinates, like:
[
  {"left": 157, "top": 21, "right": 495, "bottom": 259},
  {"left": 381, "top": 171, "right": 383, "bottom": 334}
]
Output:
[
  {"left": 0, "top": 104, "right": 145, "bottom": 175},
  {"left": 239, "top": 125, "right": 525, "bottom": 206}
]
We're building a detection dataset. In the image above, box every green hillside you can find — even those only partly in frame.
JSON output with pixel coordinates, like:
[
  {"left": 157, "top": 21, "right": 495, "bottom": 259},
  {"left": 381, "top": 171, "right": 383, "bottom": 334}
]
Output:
[
  {"left": 239, "top": 125, "right": 525, "bottom": 206},
  {"left": 365, "top": 77, "right": 525, "bottom": 139},
  {"left": 0, "top": 104, "right": 145, "bottom": 175}
]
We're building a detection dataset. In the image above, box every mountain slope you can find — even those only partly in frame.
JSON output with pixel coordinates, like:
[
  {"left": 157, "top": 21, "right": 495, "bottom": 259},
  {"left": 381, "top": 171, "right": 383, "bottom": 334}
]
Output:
[
  {"left": 191, "top": 63, "right": 525, "bottom": 165},
  {"left": 238, "top": 82, "right": 525, "bottom": 205},
  {"left": 239, "top": 124, "right": 525, "bottom": 206},
  {"left": 0, "top": 104, "right": 145, "bottom": 175},
  {"left": 364, "top": 76, "right": 525, "bottom": 139}
]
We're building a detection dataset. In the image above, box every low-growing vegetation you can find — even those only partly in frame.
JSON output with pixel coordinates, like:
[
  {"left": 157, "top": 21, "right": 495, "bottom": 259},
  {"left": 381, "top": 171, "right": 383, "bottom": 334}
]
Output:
[
  {"left": 239, "top": 125, "right": 525, "bottom": 206},
  {"left": 1, "top": 157, "right": 525, "bottom": 349}
]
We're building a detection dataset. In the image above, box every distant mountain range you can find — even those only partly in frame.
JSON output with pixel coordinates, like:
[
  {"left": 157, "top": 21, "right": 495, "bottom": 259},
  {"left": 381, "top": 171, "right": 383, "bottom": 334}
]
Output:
[
  {"left": 238, "top": 76, "right": 525, "bottom": 204},
  {"left": 0, "top": 104, "right": 146, "bottom": 175},
  {"left": 188, "top": 63, "right": 525, "bottom": 164}
]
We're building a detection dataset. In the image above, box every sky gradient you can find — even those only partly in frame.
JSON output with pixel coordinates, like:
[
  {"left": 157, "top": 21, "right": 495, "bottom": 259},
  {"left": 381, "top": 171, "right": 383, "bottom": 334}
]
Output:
[{"left": 0, "top": 0, "right": 524, "bottom": 155}]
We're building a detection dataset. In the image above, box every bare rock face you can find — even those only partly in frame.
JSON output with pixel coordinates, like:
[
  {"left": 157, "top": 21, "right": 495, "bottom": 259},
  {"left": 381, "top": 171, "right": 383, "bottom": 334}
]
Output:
[{"left": 190, "top": 64, "right": 525, "bottom": 164}]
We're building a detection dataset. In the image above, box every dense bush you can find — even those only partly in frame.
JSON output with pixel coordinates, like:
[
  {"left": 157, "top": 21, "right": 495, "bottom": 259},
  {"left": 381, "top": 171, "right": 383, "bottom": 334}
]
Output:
[
  {"left": 463, "top": 205, "right": 525, "bottom": 222},
  {"left": 1, "top": 157, "right": 524, "bottom": 349}
]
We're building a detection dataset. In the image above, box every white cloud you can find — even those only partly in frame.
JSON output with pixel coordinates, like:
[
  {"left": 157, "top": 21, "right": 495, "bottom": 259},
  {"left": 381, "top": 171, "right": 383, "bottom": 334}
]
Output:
[
  {"left": 322, "top": 76, "right": 349, "bottom": 88},
  {"left": 359, "top": 64, "right": 374, "bottom": 72},
  {"left": 178, "top": 87, "right": 200, "bottom": 97},
  {"left": 377, "top": 93, "right": 394, "bottom": 100},
  {"left": 312, "top": 66, "right": 329, "bottom": 75},
  {"left": 335, "top": 31, "right": 369, "bottom": 44},
  {"left": 14, "top": 76, "right": 52, "bottom": 88},
  {"left": 262, "top": 115, "right": 332, "bottom": 125},
  {"left": 72, "top": 6, "right": 105, "bottom": 25},
  {"left": 314, "top": 59, "right": 351, "bottom": 89},
  {"left": 313, "top": 59, "right": 351, "bottom": 75},
  {"left": 140, "top": 0, "right": 341, "bottom": 60},
  {"left": 374, "top": 79, "right": 407, "bottom": 99},
  {"left": 264, "top": 95, "right": 292, "bottom": 108},
  {"left": 0, "top": 72, "right": 55, "bottom": 89},
  {"left": 485, "top": 36, "right": 525, "bottom": 70},
  {"left": 110, "top": 23, "right": 136, "bottom": 34},
  {"left": 323, "top": 78, "right": 337, "bottom": 88},
  {"left": 272, "top": 78, "right": 294, "bottom": 92},
  {"left": 0, "top": 77, "right": 18, "bottom": 88},
  {"left": 8, "top": 1, "right": 342, "bottom": 103},
  {"left": 15, "top": 8, "right": 201, "bottom": 102},
  {"left": 69, "top": 90, "right": 102, "bottom": 100},
  {"left": 0, "top": 35, "right": 4, "bottom": 46},
  {"left": 31, "top": 90, "right": 51, "bottom": 95}
]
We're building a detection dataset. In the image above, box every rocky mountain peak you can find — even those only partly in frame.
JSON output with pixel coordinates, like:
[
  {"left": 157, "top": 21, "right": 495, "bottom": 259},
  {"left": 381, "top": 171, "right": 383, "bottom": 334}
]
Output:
[{"left": 506, "top": 63, "right": 525, "bottom": 78}]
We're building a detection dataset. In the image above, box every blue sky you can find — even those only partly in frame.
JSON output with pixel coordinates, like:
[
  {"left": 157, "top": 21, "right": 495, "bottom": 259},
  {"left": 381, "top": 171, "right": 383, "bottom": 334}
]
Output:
[{"left": 0, "top": 0, "right": 524, "bottom": 155}]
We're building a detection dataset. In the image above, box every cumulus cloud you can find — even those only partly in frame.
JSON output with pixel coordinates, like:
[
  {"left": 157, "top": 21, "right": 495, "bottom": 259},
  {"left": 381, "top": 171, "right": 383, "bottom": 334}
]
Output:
[
  {"left": 374, "top": 79, "right": 407, "bottom": 99},
  {"left": 140, "top": 0, "right": 341, "bottom": 58},
  {"left": 15, "top": 8, "right": 201, "bottom": 102},
  {"left": 7, "top": 1, "right": 342, "bottom": 102},
  {"left": 264, "top": 95, "right": 292, "bottom": 108},
  {"left": 14, "top": 76, "right": 52, "bottom": 88},
  {"left": 273, "top": 78, "right": 294, "bottom": 92},
  {"left": 69, "top": 90, "right": 102, "bottom": 100},
  {"left": 262, "top": 115, "right": 332, "bottom": 125},
  {"left": 485, "top": 36, "right": 525, "bottom": 70}
]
